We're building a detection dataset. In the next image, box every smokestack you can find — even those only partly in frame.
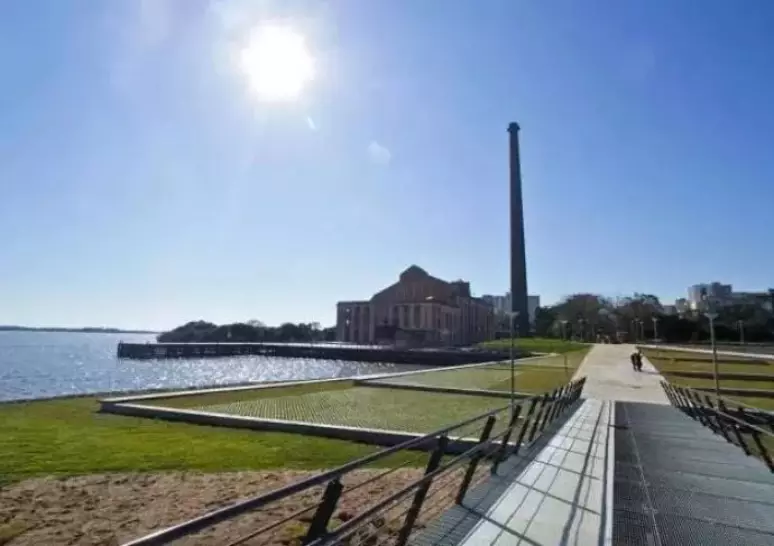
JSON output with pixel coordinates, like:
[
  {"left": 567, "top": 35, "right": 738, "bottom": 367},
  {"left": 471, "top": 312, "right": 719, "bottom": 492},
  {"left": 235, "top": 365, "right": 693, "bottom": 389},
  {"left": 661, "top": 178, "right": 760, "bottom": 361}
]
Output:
[{"left": 508, "top": 122, "right": 530, "bottom": 335}]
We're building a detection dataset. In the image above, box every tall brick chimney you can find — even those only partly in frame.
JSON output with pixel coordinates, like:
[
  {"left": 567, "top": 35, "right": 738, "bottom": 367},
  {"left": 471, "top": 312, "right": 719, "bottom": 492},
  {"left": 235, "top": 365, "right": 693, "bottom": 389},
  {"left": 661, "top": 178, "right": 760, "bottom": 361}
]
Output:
[{"left": 508, "top": 122, "right": 530, "bottom": 335}]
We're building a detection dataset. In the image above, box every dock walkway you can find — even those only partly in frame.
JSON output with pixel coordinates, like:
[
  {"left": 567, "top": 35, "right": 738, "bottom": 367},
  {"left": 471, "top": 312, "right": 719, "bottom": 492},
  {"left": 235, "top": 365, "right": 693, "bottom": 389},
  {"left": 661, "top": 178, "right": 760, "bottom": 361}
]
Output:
[{"left": 413, "top": 345, "right": 774, "bottom": 545}]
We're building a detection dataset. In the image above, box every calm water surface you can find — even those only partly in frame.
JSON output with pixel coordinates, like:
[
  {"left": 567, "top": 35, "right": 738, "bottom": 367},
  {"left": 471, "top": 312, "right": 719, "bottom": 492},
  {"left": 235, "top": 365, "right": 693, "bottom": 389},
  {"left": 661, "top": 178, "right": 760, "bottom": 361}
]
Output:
[{"left": 0, "top": 331, "right": 428, "bottom": 402}]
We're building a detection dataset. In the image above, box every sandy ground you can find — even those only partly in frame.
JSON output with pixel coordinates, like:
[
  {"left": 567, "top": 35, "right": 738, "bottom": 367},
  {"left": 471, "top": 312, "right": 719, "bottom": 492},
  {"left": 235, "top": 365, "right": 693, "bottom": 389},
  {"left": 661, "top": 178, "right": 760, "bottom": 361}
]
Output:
[{"left": 0, "top": 468, "right": 478, "bottom": 546}]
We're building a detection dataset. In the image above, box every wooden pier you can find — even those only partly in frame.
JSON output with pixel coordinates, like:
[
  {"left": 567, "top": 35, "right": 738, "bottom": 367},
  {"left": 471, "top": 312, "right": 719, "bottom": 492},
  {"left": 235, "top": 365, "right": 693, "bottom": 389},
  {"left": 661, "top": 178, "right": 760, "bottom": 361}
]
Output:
[{"left": 116, "top": 342, "right": 514, "bottom": 366}]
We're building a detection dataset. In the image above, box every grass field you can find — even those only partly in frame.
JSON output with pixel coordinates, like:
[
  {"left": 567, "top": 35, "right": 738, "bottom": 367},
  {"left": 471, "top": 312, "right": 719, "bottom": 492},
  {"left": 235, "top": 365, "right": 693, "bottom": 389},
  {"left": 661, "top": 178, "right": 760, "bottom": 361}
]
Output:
[
  {"left": 372, "top": 350, "right": 588, "bottom": 392},
  {"left": 0, "top": 396, "right": 422, "bottom": 486},
  {"left": 642, "top": 348, "right": 774, "bottom": 410},
  {"left": 153, "top": 350, "right": 589, "bottom": 434},
  {"left": 479, "top": 337, "right": 588, "bottom": 355},
  {"left": 198, "top": 386, "right": 510, "bottom": 433}
]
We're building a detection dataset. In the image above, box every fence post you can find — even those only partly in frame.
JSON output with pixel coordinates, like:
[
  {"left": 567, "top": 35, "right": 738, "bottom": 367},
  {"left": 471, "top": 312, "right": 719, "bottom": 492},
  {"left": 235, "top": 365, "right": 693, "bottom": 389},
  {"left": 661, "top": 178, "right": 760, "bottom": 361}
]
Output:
[
  {"left": 670, "top": 385, "right": 682, "bottom": 409},
  {"left": 688, "top": 390, "right": 717, "bottom": 432},
  {"left": 661, "top": 382, "right": 677, "bottom": 407},
  {"left": 512, "top": 398, "right": 538, "bottom": 456},
  {"left": 394, "top": 435, "right": 449, "bottom": 546},
  {"left": 547, "top": 385, "right": 567, "bottom": 423},
  {"left": 703, "top": 395, "right": 732, "bottom": 443},
  {"left": 302, "top": 479, "right": 343, "bottom": 544},
  {"left": 492, "top": 404, "right": 522, "bottom": 474},
  {"left": 455, "top": 416, "right": 496, "bottom": 505},
  {"left": 676, "top": 387, "right": 697, "bottom": 418},
  {"left": 681, "top": 389, "right": 707, "bottom": 426},
  {"left": 718, "top": 400, "right": 750, "bottom": 455},
  {"left": 539, "top": 389, "right": 560, "bottom": 432},
  {"left": 738, "top": 407, "right": 774, "bottom": 472},
  {"left": 527, "top": 394, "right": 550, "bottom": 443}
]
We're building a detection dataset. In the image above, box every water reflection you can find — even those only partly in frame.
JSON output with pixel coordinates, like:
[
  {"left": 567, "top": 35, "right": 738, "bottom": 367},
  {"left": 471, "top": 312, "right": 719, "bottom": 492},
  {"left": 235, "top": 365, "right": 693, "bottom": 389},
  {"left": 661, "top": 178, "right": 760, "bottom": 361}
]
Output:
[{"left": 0, "top": 331, "right": 428, "bottom": 402}]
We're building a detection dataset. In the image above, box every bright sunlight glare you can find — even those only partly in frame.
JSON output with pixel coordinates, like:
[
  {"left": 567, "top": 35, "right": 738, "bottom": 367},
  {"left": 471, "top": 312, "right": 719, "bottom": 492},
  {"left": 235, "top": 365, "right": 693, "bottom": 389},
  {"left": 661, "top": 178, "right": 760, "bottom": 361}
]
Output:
[{"left": 239, "top": 24, "right": 315, "bottom": 102}]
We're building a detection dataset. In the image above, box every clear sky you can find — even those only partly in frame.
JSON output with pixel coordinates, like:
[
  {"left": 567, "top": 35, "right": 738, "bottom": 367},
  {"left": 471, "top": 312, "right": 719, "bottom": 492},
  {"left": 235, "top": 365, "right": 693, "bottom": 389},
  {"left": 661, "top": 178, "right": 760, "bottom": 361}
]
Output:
[{"left": 2, "top": 0, "right": 774, "bottom": 330}]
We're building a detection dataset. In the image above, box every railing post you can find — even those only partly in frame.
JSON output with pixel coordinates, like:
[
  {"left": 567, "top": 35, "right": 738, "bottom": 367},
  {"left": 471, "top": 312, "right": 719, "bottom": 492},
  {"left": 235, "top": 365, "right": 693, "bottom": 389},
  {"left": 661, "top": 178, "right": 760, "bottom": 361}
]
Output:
[
  {"left": 456, "top": 416, "right": 496, "bottom": 505},
  {"left": 749, "top": 430, "right": 774, "bottom": 472},
  {"left": 394, "top": 435, "right": 449, "bottom": 546},
  {"left": 669, "top": 383, "right": 688, "bottom": 413},
  {"left": 738, "top": 407, "right": 774, "bottom": 472},
  {"left": 539, "top": 389, "right": 560, "bottom": 432},
  {"left": 680, "top": 387, "right": 704, "bottom": 425},
  {"left": 719, "top": 400, "right": 750, "bottom": 455},
  {"left": 703, "top": 395, "right": 732, "bottom": 443},
  {"left": 512, "top": 398, "right": 538, "bottom": 456},
  {"left": 527, "top": 394, "right": 550, "bottom": 443},
  {"left": 302, "top": 479, "right": 343, "bottom": 544},
  {"left": 492, "top": 404, "right": 522, "bottom": 474},
  {"left": 691, "top": 391, "right": 719, "bottom": 432},
  {"left": 661, "top": 382, "right": 677, "bottom": 407},
  {"left": 547, "top": 385, "right": 567, "bottom": 423},
  {"left": 676, "top": 387, "right": 696, "bottom": 418},
  {"left": 683, "top": 389, "right": 710, "bottom": 428}
]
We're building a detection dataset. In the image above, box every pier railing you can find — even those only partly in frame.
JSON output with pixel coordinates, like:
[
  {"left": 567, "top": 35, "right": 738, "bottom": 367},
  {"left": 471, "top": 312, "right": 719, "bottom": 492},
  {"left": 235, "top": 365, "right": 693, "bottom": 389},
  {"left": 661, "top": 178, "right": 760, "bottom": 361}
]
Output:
[
  {"left": 121, "top": 377, "right": 587, "bottom": 546},
  {"left": 660, "top": 380, "right": 774, "bottom": 472}
]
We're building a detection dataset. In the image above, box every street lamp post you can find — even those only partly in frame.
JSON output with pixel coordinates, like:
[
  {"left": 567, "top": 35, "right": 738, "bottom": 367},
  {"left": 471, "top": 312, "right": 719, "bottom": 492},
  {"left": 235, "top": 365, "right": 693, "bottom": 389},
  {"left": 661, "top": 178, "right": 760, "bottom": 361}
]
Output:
[
  {"left": 704, "top": 310, "right": 720, "bottom": 398},
  {"left": 640, "top": 320, "right": 646, "bottom": 342},
  {"left": 560, "top": 320, "right": 569, "bottom": 341},
  {"left": 578, "top": 318, "right": 586, "bottom": 342},
  {"left": 737, "top": 319, "right": 745, "bottom": 345},
  {"left": 652, "top": 317, "right": 659, "bottom": 342}
]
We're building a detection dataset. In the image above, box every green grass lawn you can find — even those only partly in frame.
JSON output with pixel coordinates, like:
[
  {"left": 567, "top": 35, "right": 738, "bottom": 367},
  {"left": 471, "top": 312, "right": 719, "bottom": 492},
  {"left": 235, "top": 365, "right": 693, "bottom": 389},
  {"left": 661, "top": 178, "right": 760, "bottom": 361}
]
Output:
[
  {"left": 197, "top": 386, "right": 511, "bottom": 434},
  {"left": 479, "top": 337, "right": 588, "bottom": 355},
  {"left": 154, "top": 352, "right": 589, "bottom": 434},
  {"left": 642, "top": 348, "right": 774, "bottom": 410},
  {"left": 0, "top": 396, "right": 422, "bottom": 486}
]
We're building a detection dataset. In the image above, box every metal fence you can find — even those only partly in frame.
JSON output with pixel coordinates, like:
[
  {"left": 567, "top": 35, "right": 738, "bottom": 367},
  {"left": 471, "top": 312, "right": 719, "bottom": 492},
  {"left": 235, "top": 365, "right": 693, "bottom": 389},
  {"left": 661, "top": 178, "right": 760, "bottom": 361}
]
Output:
[
  {"left": 660, "top": 380, "right": 774, "bottom": 472},
  {"left": 122, "top": 377, "right": 587, "bottom": 546}
]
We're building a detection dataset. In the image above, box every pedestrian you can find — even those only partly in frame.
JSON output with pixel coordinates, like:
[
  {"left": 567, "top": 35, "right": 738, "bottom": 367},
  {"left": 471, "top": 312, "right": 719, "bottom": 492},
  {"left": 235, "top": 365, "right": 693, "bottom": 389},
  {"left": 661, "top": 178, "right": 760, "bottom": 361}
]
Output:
[
  {"left": 635, "top": 351, "right": 643, "bottom": 372},
  {"left": 630, "top": 351, "right": 638, "bottom": 371}
]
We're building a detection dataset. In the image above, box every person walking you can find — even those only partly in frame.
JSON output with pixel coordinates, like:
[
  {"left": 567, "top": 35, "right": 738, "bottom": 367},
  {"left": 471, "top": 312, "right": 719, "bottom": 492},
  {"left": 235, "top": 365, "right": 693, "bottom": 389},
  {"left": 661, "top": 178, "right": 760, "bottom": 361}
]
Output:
[
  {"left": 630, "top": 351, "right": 639, "bottom": 371},
  {"left": 635, "top": 351, "right": 644, "bottom": 372}
]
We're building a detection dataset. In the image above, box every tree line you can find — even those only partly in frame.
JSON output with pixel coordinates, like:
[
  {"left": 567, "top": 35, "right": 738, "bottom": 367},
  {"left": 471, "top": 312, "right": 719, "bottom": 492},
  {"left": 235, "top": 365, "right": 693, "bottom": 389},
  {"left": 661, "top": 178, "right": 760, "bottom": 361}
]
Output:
[
  {"left": 157, "top": 320, "right": 336, "bottom": 343},
  {"left": 532, "top": 293, "right": 774, "bottom": 343}
]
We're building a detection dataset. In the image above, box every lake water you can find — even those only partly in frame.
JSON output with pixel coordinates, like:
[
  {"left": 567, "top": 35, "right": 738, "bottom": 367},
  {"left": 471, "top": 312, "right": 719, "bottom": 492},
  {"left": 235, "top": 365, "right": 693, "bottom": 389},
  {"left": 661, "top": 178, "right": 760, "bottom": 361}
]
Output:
[{"left": 0, "top": 331, "right": 428, "bottom": 402}]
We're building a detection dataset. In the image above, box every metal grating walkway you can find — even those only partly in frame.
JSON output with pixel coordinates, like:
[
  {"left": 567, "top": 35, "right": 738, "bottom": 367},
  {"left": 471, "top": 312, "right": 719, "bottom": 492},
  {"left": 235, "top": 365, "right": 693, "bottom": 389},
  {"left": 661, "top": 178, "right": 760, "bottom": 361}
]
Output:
[
  {"left": 612, "top": 401, "right": 774, "bottom": 546},
  {"left": 409, "top": 399, "right": 774, "bottom": 546}
]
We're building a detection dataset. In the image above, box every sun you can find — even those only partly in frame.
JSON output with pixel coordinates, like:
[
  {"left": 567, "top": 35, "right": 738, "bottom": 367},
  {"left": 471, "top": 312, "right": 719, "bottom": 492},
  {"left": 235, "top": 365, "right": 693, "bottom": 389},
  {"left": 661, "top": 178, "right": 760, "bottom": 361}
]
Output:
[{"left": 239, "top": 24, "right": 315, "bottom": 102}]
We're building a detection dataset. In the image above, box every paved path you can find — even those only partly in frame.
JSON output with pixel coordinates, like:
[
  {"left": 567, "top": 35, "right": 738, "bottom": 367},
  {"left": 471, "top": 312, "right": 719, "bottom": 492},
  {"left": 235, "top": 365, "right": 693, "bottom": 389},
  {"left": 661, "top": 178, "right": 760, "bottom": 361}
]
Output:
[
  {"left": 572, "top": 344, "right": 669, "bottom": 405},
  {"left": 458, "top": 399, "right": 612, "bottom": 546}
]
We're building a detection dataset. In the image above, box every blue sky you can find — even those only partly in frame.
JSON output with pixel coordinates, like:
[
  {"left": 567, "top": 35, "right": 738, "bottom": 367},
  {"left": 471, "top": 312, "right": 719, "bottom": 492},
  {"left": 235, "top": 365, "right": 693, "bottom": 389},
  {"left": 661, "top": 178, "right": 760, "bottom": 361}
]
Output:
[{"left": 2, "top": 1, "right": 774, "bottom": 330}]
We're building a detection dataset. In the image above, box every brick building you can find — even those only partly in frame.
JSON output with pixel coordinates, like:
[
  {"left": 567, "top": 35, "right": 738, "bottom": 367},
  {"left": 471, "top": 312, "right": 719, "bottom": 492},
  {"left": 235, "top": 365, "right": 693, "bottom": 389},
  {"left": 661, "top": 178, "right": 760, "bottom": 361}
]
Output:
[{"left": 336, "top": 265, "right": 494, "bottom": 347}]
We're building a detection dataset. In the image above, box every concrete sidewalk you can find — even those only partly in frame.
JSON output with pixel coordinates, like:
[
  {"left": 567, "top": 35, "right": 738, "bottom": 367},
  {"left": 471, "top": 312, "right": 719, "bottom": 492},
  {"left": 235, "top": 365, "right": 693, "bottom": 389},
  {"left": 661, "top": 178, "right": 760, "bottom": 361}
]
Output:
[{"left": 572, "top": 344, "right": 669, "bottom": 405}]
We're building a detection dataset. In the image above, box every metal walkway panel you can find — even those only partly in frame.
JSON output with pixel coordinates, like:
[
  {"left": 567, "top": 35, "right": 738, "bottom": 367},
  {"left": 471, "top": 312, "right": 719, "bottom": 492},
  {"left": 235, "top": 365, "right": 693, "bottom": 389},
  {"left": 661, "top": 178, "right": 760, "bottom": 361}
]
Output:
[{"left": 613, "top": 401, "right": 774, "bottom": 545}]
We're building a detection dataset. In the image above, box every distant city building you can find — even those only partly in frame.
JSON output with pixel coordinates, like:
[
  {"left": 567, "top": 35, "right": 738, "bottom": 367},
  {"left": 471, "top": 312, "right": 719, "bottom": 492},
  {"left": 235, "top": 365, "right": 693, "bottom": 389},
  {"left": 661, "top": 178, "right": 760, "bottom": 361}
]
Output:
[
  {"left": 528, "top": 295, "right": 541, "bottom": 325},
  {"left": 685, "top": 282, "right": 773, "bottom": 312},
  {"left": 688, "top": 282, "right": 733, "bottom": 310},
  {"left": 336, "top": 265, "right": 494, "bottom": 347},
  {"left": 482, "top": 292, "right": 540, "bottom": 331},
  {"left": 674, "top": 298, "right": 690, "bottom": 314}
]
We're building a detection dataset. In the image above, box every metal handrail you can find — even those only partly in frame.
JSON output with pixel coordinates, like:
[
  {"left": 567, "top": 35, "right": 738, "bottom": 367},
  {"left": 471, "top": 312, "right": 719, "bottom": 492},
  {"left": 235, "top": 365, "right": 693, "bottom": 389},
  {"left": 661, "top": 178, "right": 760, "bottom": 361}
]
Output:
[
  {"left": 661, "top": 382, "right": 773, "bottom": 438},
  {"left": 121, "top": 406, "right": 505, "bottom": 546},
  {"left": 123, "top": 377, "right": 586, "bottom": 546},
  {"left": 660, "top": 380, "right": 773, "bottom": 472}
]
